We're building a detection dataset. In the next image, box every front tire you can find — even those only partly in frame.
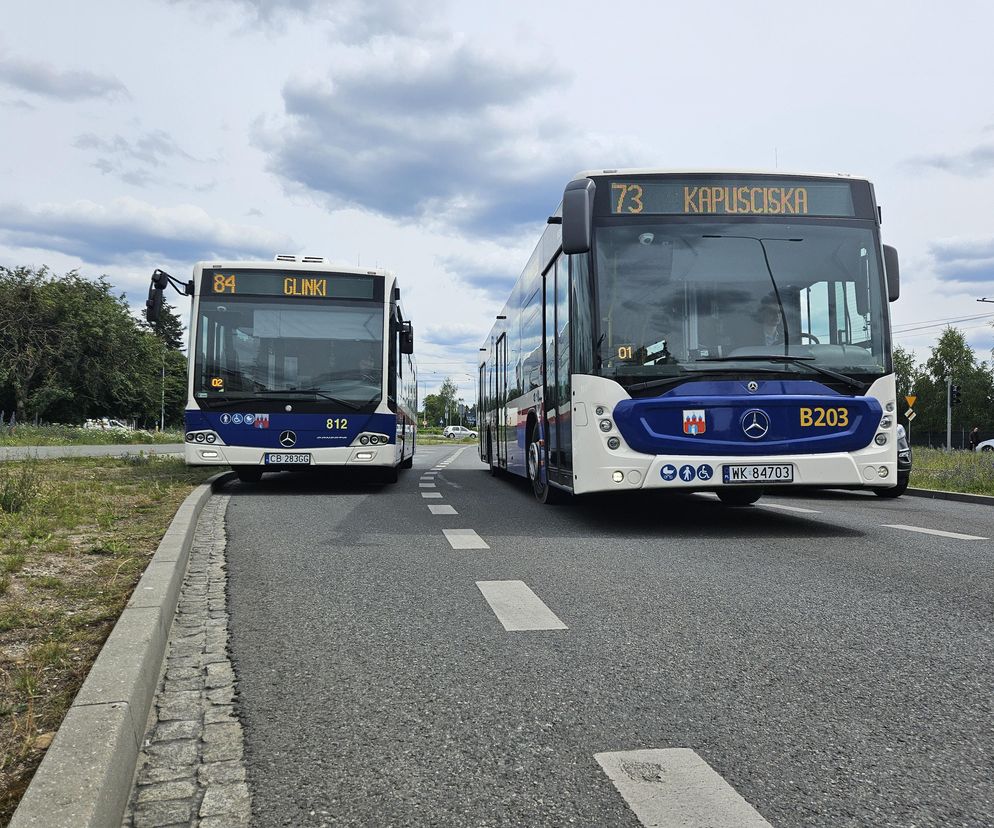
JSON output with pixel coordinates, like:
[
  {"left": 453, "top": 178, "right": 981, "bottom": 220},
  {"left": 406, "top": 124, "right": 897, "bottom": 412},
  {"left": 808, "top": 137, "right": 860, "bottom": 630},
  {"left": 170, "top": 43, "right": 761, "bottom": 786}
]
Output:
[
  {"left": 234, "top": 466, "right": 263, "bottom": 483},
  {"left": 874, "top": 475, "right": 908, "bottom": 498},
  {"left": 717, "top": 487, "right": 762, "bottom": 506},
  {"left": 527, "top": 428, "right": 564, "bottom": 504}
]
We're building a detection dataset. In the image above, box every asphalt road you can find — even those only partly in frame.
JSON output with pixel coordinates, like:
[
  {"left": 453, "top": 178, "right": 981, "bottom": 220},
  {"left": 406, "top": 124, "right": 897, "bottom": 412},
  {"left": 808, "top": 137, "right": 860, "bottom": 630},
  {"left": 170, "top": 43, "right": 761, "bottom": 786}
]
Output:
[{"left": 223, "top": 446, "right": 994, "bottom": 827}]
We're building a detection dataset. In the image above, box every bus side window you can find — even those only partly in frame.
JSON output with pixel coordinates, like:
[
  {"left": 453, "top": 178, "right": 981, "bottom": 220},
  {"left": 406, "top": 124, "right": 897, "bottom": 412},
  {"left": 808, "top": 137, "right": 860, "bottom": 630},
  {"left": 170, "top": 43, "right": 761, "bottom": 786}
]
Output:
[{"left": 520, "top": 291, "right": 542, "bottom": 391}]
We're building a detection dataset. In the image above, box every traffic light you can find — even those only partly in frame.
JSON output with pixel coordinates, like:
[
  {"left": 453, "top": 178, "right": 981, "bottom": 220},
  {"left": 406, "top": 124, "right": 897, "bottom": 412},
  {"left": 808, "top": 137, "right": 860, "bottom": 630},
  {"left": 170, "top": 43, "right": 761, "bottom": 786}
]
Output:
[{"left": 950, "top": 384, "right": 962, "bottom": 406}]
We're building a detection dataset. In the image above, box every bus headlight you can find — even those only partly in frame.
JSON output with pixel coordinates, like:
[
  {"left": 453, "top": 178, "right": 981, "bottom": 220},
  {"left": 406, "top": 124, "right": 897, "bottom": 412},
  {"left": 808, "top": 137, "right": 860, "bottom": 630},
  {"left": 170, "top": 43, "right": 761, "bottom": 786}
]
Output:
[
  {"left": 205, "top": 433, "right": 216, "bottom": 443},
  {"left": 607, "top": 436, "right": 620, "bottom": 450},
  {"left": 195, "top": 433, "right": 206, "bottom": 443},
  {"left": 612, "top": 471, "right": 624, "bottom": 483},
  {"left": 886, "top": 401, "right": 895, "bottom": 412},
  {"left": 599, "top": 419, "right": 613, "bottom": 432},
  {"left": 880, "top": 416, "right": 893, "bottom": 428},
  {"left": 878, "top": 466, "right": 889, "bottom": 477},
  {"left": 875, "top": 433, "right": 888, "bottom": 445},
  {"left": 359, "top": 435, "right": 369, "bottom": 445}
]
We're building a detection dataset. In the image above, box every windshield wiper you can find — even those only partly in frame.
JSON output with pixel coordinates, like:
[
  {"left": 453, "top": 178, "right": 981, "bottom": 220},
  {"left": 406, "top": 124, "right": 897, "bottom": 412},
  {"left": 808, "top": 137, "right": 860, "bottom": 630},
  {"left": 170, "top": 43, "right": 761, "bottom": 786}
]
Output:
[
  {"left": 197, "top": 396, "right": 260, "bottom": 409},
  {"left": 695, "top": 355, "right": 868, "bottom": 394},
  {"left": 253, "top": 389, "right": 364, "bottom": 410},
  {"left": 623, "top": 367, "right": 784, "bottom": 394}
]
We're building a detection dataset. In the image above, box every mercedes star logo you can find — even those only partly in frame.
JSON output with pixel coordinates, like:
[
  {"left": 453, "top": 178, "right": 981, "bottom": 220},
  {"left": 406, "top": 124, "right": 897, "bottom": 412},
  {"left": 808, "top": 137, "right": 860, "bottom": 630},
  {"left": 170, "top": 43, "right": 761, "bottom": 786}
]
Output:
[
  {"left": 279, "top": 430, "right": 297, "bottom": 448},
  {"left": 747, "top": 381, "right": 759, "bottom": 393},
  {"left": 741, "top": 409, "right": 770, "bottom": 439}
]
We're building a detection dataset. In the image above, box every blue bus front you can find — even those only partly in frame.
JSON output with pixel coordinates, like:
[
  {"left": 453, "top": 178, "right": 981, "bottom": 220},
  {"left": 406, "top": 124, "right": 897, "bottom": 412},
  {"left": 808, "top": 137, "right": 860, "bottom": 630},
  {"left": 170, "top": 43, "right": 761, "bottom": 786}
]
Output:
[
  {"left": 564, "top": 173, "right": 900, "bottom": 499},
  {"left": 182, "top": 262, "right": 410, "bottom": 478}
]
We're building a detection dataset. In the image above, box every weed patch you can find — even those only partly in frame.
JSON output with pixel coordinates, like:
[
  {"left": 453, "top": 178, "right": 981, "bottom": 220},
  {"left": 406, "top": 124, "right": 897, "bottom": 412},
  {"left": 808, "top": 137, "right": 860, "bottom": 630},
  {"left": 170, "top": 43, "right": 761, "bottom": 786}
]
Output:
[
  {"left": 0, "top": 456, "right": 212, "bottom": 822},
  {"left": 911, "top": 448, "right": 994, "bottom": 496}
]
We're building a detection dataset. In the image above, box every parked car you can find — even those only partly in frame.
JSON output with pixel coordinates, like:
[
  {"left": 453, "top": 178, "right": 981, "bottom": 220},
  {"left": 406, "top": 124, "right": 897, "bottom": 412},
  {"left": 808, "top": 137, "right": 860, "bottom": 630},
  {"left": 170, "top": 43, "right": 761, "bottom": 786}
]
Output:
[
  {"left": 83, "top": 417, "right": 133, "bottom": 430},
  {"left": 443, "top": 425, "right": 478, "bottom": 440},
  {"left": 875, "top": 423, "right": 911, "bottom": 498},
  {"left": 976, "top": 438, "right": 994, "bottom": 452}
]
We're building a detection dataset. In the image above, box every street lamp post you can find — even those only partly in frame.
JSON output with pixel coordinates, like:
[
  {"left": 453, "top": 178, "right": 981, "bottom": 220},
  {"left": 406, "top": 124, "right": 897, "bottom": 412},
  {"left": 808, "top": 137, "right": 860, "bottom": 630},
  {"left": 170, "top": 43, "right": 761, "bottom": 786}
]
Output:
[{"left": 160, "top": 348, "right": 165, "bottom": 432}]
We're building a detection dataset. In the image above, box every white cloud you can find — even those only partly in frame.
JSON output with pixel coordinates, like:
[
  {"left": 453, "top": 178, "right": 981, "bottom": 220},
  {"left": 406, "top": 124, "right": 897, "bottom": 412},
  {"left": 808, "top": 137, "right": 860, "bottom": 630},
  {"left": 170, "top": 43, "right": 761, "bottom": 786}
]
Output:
[
  {"left": 167, "top": 0, "right": 443, "bottom": 38},
  {"left": 0, "top": 197, "right": 295, "bottom": 265},
  {"left": 0, "top": 52, "right": 128, "bottom": 101},
  {"left": 258, "top": 39, "right": 641, "bottom": 236}
]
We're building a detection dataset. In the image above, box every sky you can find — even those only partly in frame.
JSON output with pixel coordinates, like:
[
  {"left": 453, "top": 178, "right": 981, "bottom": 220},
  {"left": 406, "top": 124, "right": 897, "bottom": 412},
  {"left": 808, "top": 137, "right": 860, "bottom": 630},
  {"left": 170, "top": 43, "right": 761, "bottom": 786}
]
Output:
[{"left": 2, "top": 0, "right": 994, "bottom": 401}]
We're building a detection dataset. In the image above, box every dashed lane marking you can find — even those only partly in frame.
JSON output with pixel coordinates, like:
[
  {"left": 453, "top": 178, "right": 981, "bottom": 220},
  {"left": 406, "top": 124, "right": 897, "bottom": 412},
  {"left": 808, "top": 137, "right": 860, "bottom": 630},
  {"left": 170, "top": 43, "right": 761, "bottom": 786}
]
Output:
[
  {"left": 761, "top": 502, "right": 821, "bottom": 514},
  {"left": 443, "top": 528, "right": 489, "bottom": 549},
  {"left": 419, "top": 483, "right": 436, "bottom": 488},
  {"left": 882, "top": 524, "right": 988, "bottom": 540},
  {"left": 475, "top": 580, "right": 567, "bottom": 631},
  {"left": 594, "top": 748, "right": 772, "bottom": 828},
  {"left": 422, "top": 492, "right": 443, "bottom": 499},
  {"left": 428, "top": 505, "right": 458, "bottom": 515}
]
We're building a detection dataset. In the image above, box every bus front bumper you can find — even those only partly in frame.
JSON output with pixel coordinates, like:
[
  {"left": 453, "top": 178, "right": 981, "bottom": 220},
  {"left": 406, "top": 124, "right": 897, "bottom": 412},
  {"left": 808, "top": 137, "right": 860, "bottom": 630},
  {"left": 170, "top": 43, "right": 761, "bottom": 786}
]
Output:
[
  {"left": 185, "top": 444, "right": 398, "bottom": 468},
  {"left": 573, "top": 448, "right": 898, "bottom": 495}
]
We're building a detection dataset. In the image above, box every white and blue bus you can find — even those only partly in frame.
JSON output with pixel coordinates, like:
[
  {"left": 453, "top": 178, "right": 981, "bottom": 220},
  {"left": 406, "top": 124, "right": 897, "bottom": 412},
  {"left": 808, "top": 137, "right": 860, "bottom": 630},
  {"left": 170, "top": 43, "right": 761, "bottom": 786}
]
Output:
[
  {"left": 147, "top": 255, "right": 416, "bottom": 483},
  {"left": 478, "top": 170, "right": 903, "bottom": 505}
]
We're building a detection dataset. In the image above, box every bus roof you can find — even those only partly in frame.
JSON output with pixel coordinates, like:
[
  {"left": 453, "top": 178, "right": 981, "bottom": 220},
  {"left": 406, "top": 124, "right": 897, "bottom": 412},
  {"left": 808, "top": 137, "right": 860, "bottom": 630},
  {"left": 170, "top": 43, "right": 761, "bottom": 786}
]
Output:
[
  {"left": 572, "top": 168, "right": 871, "bottom": 183},
  {"left": 194, "top": 258, "right": 393, "bottom": 278}
]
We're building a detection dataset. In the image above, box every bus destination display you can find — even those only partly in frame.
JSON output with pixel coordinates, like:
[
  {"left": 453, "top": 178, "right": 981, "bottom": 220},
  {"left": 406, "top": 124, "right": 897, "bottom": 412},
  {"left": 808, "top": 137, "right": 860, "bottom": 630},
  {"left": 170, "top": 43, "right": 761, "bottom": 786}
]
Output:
[
  {"left": 205, "top": 269, "right": 375, "bottom": 299},
  {"left": 608, "top": 178, "right": 856, "bottom": 217}
]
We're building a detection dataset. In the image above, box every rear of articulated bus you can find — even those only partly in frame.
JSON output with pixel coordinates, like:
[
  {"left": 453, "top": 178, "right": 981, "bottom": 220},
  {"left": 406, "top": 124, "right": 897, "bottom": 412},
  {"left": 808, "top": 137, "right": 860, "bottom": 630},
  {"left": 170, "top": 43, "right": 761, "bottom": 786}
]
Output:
[
  {"left": 181, "top": 258, "right": 415, "bottom": 483},
  {"left": 563, "top": 171, "right": 902, "bottom": 505}
]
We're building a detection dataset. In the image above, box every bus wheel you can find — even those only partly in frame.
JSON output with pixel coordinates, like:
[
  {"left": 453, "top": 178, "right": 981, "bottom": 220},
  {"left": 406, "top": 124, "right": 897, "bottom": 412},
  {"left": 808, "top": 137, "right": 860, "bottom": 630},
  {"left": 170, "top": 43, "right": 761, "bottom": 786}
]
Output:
[
  {"left": 527, "top": 432, "right": 563, "bottom": 504},
  {"left": 234, "top": 466, "right": 263, "bottom": 483},
  {"left": 874, "top": 476, "right": 908, "bottom": 498},
  {"left": 717, "top": 487, "right": 761, "bottom": 506}
]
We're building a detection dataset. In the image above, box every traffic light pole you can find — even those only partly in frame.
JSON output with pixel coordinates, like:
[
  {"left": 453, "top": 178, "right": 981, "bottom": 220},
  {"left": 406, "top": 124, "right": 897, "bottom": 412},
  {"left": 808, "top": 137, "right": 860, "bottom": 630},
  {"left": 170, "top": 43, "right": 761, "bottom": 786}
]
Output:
[{"left": 946, "top": 376, "right": 952, "bottom": 450}]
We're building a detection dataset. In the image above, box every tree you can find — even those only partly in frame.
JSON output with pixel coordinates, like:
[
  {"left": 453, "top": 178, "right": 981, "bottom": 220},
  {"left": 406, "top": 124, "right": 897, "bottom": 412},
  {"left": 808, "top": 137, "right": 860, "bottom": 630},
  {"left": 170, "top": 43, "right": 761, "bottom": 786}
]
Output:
[
  {"left": 421, "top": 378, "right": 460, "bottom": 426},
  {"left": 0, "top": 265, "right": 182, "bottom": 425},
  {"left": 912, "top": 328, "right": 994, "bottom": 446},
  {"left": 149, "top": 301, "right": 186, "bottom": 350},
  {"left": 892, "top": 344, "right": 922, "bottom": 405},
  {"left": 0, "top": 266, "right": 76, "bottom": 421}
]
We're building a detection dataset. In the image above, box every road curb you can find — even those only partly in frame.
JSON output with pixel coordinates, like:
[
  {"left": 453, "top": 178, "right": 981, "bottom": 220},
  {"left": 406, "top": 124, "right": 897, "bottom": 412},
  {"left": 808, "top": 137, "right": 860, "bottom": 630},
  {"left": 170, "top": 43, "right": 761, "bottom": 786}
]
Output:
[
  {"left": 9, "top": 471, "right": 237, "bottom": 828},
  {"left": 906, "top": 487, "right": 994, "bottom": 506}
]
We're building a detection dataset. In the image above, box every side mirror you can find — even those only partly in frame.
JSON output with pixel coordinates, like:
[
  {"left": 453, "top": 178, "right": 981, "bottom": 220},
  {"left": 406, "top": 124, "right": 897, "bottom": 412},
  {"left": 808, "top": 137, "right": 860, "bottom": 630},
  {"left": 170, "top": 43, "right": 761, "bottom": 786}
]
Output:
[
  {"left": 146, "top": 284, "right": 163, "bottom": 323},
  {"left": 400, "top": 321, "right": 414, "bottom": 355},
  {"left": 562, "top": 178, "right": 596, "bottom": 255},
  {"left": 883, "top": 245, "right": 900, "bottom": 302}
]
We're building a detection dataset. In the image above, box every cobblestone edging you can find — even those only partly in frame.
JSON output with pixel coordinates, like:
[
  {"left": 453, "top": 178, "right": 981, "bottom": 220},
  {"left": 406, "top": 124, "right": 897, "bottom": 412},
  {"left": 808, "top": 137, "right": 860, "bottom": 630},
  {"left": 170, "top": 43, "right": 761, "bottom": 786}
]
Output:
[{"left": 124, "top": 495, "right": 251, "bottom": 828}]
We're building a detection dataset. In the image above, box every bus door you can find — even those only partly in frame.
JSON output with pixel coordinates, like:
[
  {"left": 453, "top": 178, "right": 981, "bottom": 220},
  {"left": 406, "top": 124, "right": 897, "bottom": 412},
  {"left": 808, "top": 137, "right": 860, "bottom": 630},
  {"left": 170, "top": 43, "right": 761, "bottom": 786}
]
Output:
[
  {"left": 496, "top": 332, "right": 508, "bottom": 467},
  {"left": 542, "top": 255, "right": 572, "bottom": 488}
]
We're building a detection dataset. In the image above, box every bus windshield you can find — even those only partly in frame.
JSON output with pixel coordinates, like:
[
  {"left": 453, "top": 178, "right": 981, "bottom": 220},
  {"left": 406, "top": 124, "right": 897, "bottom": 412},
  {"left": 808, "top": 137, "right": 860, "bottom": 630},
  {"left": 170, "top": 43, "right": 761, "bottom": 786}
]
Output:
[
  {"left": 594, "top": 220, "right": 889, "bottom": 388},
  {"left": 194, "top": 296, "right": 383, "bottom": 409}
]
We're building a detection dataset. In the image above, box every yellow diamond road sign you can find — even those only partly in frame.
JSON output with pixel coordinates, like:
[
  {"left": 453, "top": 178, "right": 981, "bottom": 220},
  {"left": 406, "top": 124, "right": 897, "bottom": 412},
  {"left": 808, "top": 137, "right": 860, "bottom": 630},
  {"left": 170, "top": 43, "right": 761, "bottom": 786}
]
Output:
[{"left": 905, "top": 394, "right": 917, "bottom": 408}]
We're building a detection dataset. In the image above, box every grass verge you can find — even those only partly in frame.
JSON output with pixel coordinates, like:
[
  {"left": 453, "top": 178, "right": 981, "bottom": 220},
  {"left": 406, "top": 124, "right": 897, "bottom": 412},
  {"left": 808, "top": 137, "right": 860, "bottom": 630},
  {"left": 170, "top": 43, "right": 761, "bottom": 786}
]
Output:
[
  {"left": 0, "top": 424, "right": 184, "bottom": 447},
  {"left": 0, "top": 456, "right": 213, "bottom": 823},
  {"left": 910, "top": 447, "right": 994, "bottom": 497}
]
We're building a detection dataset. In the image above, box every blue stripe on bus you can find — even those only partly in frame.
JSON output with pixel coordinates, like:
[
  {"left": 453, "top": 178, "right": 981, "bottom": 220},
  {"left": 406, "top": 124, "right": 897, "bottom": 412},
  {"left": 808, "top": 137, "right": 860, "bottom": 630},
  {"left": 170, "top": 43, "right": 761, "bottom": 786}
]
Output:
[
  {"left": 612, "top": 379, "right": 882, "bottom": 456},
  {"left": 184, "top": 410, "right": 398, "bottom": 449}
]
